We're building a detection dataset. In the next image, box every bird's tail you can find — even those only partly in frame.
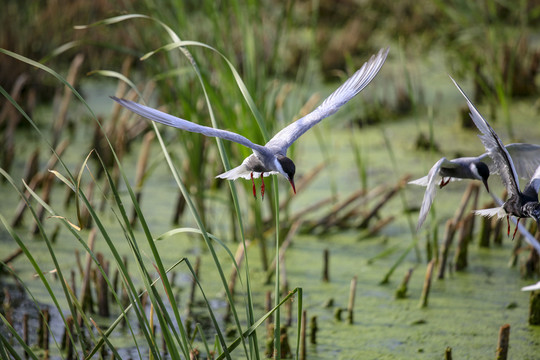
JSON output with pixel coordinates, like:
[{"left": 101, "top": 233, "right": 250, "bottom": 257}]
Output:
[
  {"left": 408, "top": 176, "right": 429, "bottom": 187},
  {"left": 216, "top": 164, "right": 253, "bottom": 180},
  {"left": 473, "top": 207, "right": 506, "bottom": 219}
]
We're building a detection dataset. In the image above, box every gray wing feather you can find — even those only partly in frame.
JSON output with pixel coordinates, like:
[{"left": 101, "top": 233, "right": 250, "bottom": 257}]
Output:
[
  {"left": 265, "top": 47, "right": 389, "bottom": 153},
  {"left": 416, "top": 157, "right": 454, "bottom": 230},
  {"left": 111, "top": 97, "right": 270, "bottom": 155},
  {"left": 523, "top": 165, "right": 540, "bottom": 199},
  {"left": 450, "top": 77, "right": 521, "bottom": 197},
  {"left": 478, "top": 143, "right": 540, "bottom": 180}
]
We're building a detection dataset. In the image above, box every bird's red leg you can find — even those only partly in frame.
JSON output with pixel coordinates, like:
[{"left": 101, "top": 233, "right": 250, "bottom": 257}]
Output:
[
  {"left": 260, "top": 173, "right": 265, "bottom": 200},
  {"left": 439, "top": 177, "right": 451, "bottom": 189},
  {"left": 251, "top": 172, "right": 257, "bottom": 198},
  {"left": 506, "top": 215, "right": 510, "bottom": 236},
  {"left": 512, "top": 218, "right": 521, "bottom": 240}
]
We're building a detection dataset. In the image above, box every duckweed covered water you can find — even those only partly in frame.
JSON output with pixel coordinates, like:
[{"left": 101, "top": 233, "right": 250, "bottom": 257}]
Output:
[{"left": 2, "top": 75, "right": 540, "bottom": 358}]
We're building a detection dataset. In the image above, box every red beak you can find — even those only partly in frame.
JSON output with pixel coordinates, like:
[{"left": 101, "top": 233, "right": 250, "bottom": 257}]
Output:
[{"left": 289, "top": 179, "right": 296, "bottom": 194}]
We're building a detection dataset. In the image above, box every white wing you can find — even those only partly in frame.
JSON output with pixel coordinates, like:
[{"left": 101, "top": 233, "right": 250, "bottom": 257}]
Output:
[
  {"left": 450, "top": 77, "right": 521, "bottom": 198},
  {"left": 415, "top": 157, "right": 458, "bottom": 231},
  {"left": 111, "top": 96, "right": 271, "bottom": 156},
  {"left": 265, "top": 47, "right": 389, "bottom": 153}
]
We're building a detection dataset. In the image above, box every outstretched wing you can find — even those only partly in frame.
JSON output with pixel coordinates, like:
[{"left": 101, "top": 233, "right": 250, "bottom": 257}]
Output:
[
  {"left": 450, "top": 77, "right": 521, "bottom": 197},
  {"left": 111, "top": 97, "right": 270, "bottom": 156},
  {"left": 265, "top": 47, "right": 389, "bottom": 153},
  {"left": 478, "top": 143, "right": 540, "bottom": 180},
  {"left": 414, "top": 157, "right": 457, "bottom": 231},
  {"left": 523, "top": 165, "right": 540, "bottom": 200}
]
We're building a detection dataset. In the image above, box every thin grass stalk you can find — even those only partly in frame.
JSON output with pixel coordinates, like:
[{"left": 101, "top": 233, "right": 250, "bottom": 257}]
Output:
[
  {"left": 97, "top": 18, "right": 270, "bottom": 356},
  {"left": 0, "top": 312, "right": 37, "bottom": 360},
  {"left": 215, "top": 287, "right": 302, "bottom": 360},
  {"left": 0, "top": 60, "right": 183, "bottom": 359}
]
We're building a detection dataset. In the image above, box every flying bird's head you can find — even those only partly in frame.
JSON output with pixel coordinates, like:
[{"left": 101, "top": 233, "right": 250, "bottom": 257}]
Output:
[
  {"left": 524, "top": 202, "right": 540, "bottom": 230},
  {"left": 275, "top": 155, "right": 296, "bottom": 194},
  {"left": 471, "top": 162, "right": 490, "bottom": 193}
]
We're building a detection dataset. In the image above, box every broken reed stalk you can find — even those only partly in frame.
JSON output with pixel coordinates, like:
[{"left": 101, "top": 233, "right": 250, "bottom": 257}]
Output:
[
  {"left": 264, "top": 291, "right": 274, "bottom": 337},
  {"left": 280, "top": 161, "right": 327, "bottom": 211},
  {"left": 61, "top": 316, "right": 74, "bottom": 359},
  {"left": 496, "top": 324, "right": 510, "bottom": 360},
  {"left": 186, "top": 256, "right": 201, "bottom": 317},
  {"left": 265, "top": 220, "right": 302, "bottom": 284},
  {"left": 80, "top": 228, "right": 97, "bottom": 314},
  {"left": 23, "top": 149, "right": 40, "bottom": 185},
  {"left": 419, "top": 259, "right": 435, "bottom": 308},
  {"left": 358, "top": 175, "right": 410, "bottom": 229},
  {"left": 479, "top": 201, "right": 495, "bottom": 247},
  {"left": 95, "top": 253, "right": 110, "bottom": 317},
  {"left": 454, "top": 213, "right": 474, "bottom": 271},
  {"left": 452, "top": 183, "right": 479, "bottom": 223},
  {"left": 445, "top": 346, "right": 452, "bottom": 360},
  {"left": 365, "top": 216, "right": 395, "bottom": 238},
  {"left": 289, "top": 197, "right": 333, "bottom": 226},
  {"left": 395, "top": 268, "right": 414, "bottom": 299},
  {"left": 11, "top": 139, "right": 69, "bottom": 227},
  {"left": 31, "top": 171, "right": 55, "bottom": 235},
  {"left": 38, "top": 309, "right": 50, "bottom": 351},
  {"left": 437, "top": 183, "right": 479, "bottom": 277},
  {"left": 130, "top": 131, "right": 154, "bottom": 227},
  {"left": 172, "top": 191, "right": 186, "bottom": 225},
  {"left": 322, "top": 248, "right": 330, "bottom": 282},
  {"left": 52, "top": 53, "right": 84, "bottom": 148},
  {"left": 309, "top": 315, "right": 318, "bottom": 345},
  {"left": 300, "top": 310, "right": 307, "bottom": 360},
  {"left": 528, "top": 290, "right": 540, "bottom": 325},
  {"left": 437, "top": 219, "right": 457, "bottom": 279},
  {"left": 224, "top": 240, "right": 250, "bottom": 322},
  {"left": 23, "top": 313, "right": 29, "bottom": 358},
  {"left": 1, "top": 74, "right": 28, "bottom": 176},
  {"left": 2, "top": 247, "right": 22, "bottom": 265},
  {"left": 347, "top": 275, "right": 357, "bottom": 324}
]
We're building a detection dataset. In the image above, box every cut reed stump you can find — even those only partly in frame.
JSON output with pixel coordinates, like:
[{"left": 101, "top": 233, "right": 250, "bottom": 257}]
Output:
[
  {"left": 437, "top": 219, "right": 457, "bottom": 279},
  {"left": 395, "top": 268, "right": 414, "bottom": 299},
  {"left": 347, "top": 276, "right": 357, "bottom": 324},
  {"left": 528, "top": 290, "right": 540, "bottom": 325},
  {"left": 322, "top": 248, "right": 330, "bottom": 282},
  {"left": 419, "top": 260, "right": 435, "bottom": 308},
  {"left": 479, "top": 202, "right": 496, "bottom": 248},
  {"left": 300, "top": 310, "right": 307, "bottom": 360},
  {"left": 310, "top": 315, "right": 318, "bottom": 345},
  {"left": 130, "top": 131, "right": 154, "bottom": 227},
  {"left": 454, "top": 213, "right": 474, "bottom": 271},
  {"left": 495, "top": 324, "right": 510, "bottom": 360},
  {"left": 445, "top": 346, "right": 452, "bottom": 360}
]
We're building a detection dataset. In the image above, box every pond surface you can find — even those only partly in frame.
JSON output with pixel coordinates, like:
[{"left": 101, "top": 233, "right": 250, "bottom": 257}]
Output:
[{"left": 2, "top": 72, "right": 540, "bottom": 359}]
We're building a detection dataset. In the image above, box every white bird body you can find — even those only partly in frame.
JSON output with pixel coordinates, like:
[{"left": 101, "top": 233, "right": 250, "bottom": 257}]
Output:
[{"left": 112, "top": 48, "right": 389, "bottom": 198}]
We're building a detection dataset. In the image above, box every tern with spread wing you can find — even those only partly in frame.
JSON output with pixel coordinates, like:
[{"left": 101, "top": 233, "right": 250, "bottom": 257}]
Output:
[
  {"left": 112, "top": 48, "right": 389, "bottom": 198},
  {"left": 451, "top": 77, "right": 540, "bottom": 238},
  {"left": 411, "top": 143, "right": 540, "bottom": 231}
]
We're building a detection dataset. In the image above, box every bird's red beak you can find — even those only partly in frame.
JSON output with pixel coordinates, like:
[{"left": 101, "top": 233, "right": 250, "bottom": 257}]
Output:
[{"left": 289, "top": 179, "right": 296, "bottom": 194}]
